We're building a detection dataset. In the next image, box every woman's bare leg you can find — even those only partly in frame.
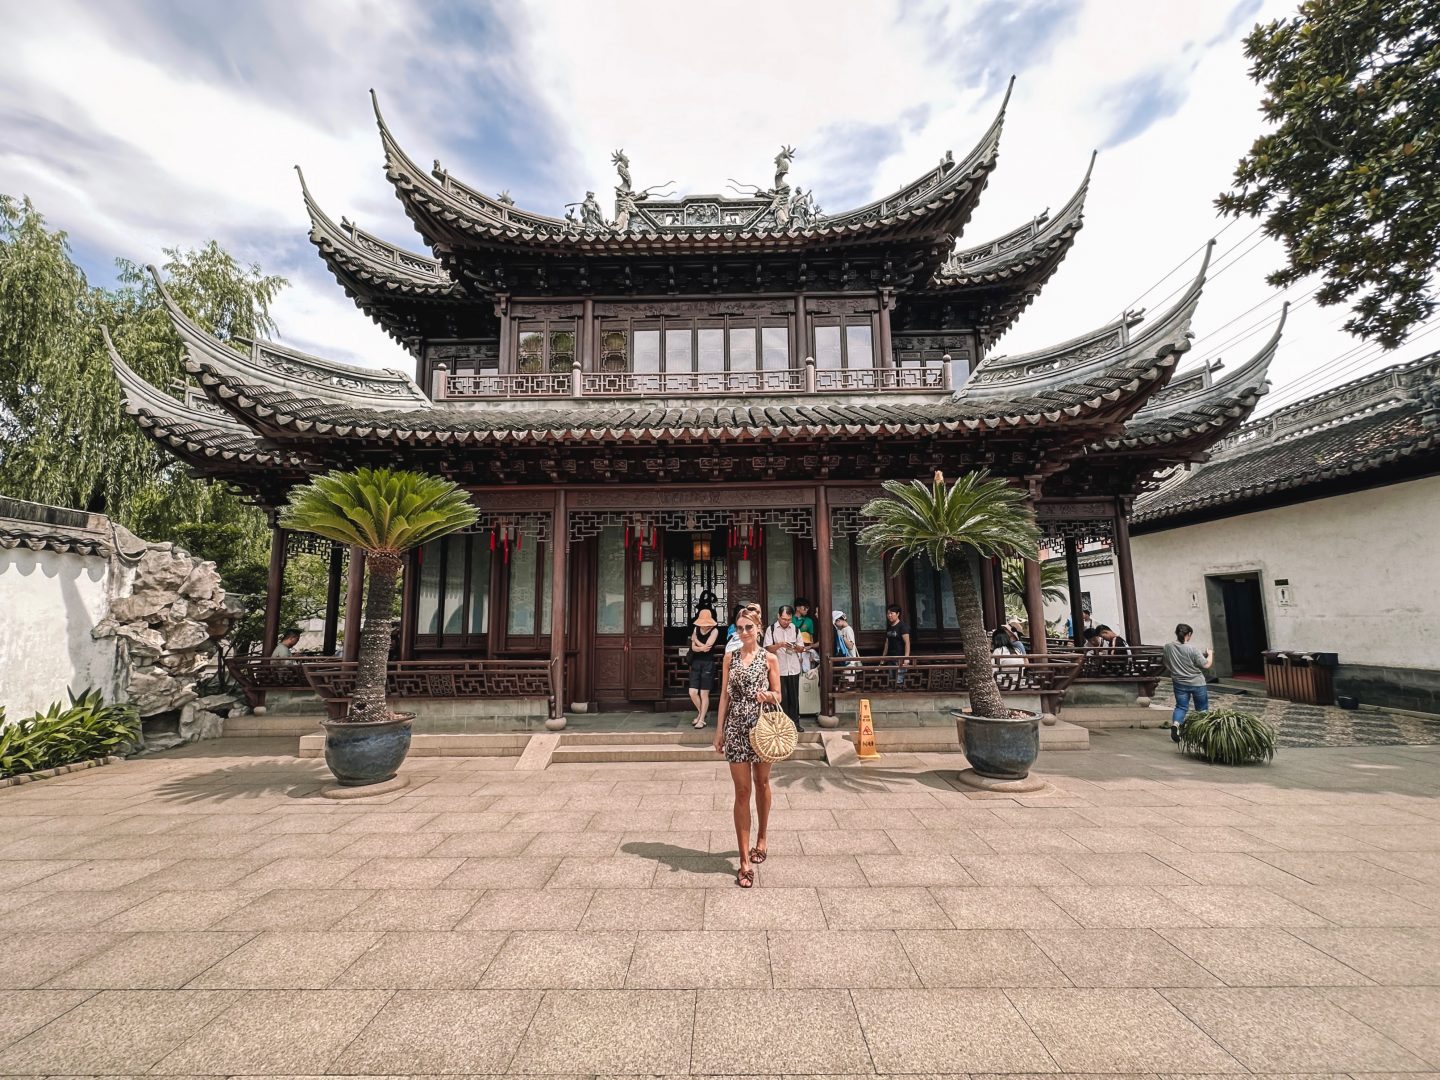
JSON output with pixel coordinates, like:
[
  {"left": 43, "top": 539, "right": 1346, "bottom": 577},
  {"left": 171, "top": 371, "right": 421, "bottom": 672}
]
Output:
[
  {"left": 689, "top": 687, "right": 703, "bottom": 723},
  {"left": 751, "top": 761, "right": 772, "bottom": 856},
  {"left": 696, "top": 689, "right": 710, "bottom": 725},
  {"left": 728, "top": 762, "right": 754, "bottom": 872}
]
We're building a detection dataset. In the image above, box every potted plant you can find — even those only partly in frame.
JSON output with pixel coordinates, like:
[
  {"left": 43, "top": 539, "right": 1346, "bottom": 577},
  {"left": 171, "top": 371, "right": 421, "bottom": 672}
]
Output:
[
  {"left": 280, "top": 467, "right": 477, "bottom": 785},
  {"left": 1179, "top": 708, "right": 1277, "bottom": 765},
  {"left": 859, "top": 471, "right": 1043, "bottom": 779}
]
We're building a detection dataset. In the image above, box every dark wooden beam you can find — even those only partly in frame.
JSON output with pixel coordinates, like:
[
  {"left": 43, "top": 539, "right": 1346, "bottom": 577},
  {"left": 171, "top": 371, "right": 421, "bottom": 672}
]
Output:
[
  {"left": 1022, "top": 557, "right": 1048, "bottom": 658},
  {"left": 343, "top": 545, "right": 364, "bottom": 662},
  {"left": 549, "top": 488, "right": 568, "bottom": 721},
  {"left": 1064, "top": 535, "right": 1085, "bottom": 645},
  {"left": 322, "top": 543, "right": 344, "bottom": 656},
  {"left": 262, "top": 526, "right": 287, "bottom": 657},
  {"left": 814, "top": 484, "right": 835, "bottom": 720},
  {"left": 1112, "top": 498, "right": 1142, "bottom": 644}
]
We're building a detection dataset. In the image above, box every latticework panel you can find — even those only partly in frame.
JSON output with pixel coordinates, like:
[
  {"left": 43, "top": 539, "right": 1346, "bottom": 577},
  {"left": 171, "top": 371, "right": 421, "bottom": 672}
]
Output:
[{"left": 568, "top": 507, "right": 814, "bottom": 545}]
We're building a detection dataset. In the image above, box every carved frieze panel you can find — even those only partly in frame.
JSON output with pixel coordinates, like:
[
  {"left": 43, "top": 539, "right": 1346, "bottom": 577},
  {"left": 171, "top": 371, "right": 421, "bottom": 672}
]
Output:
[
  {"left": 807, "top": 297, "right": 880, "bottom": 316},
  {"left": 510, "top": 301, "right": 584, "bottom": 318},
  {"left": 568, "top": 507, "right": 815, "bottom": 545},
  {"left": 571, "top": 488, "right": 814, "bottom": 510}
]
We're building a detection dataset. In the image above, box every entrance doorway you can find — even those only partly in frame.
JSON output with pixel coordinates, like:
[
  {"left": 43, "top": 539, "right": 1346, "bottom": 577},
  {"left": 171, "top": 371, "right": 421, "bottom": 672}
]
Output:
[{"left": 1214, "top": 573, "right": 1269, "bottom": 676}]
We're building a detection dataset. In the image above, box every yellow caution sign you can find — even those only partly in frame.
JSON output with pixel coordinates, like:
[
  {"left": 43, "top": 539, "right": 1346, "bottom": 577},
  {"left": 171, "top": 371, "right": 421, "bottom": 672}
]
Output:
[{"left": 857, "top": 698, "right": 880, "bottom": 760}]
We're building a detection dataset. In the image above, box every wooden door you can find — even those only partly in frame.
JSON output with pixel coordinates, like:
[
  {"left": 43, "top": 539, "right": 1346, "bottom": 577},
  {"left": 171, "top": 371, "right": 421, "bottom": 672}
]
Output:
[{"left": 590, "top": 525, "right": 665, "bottom": 708}]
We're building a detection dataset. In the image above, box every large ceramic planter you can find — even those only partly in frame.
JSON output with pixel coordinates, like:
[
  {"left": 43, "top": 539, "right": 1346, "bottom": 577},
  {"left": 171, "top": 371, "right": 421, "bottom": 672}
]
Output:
[
  {"left": 952, "top": 708, "right": 1041, "bottom": 780},
  {"left": 321, "top": 713, "right": 414, "bottom": 786}
]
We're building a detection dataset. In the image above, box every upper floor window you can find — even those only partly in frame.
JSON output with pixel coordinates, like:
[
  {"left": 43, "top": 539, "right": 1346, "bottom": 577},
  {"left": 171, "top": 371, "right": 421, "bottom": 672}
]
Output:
[
  {"left": 599, "top": 316, "right": 790, "bottom": 373},
  {"left": 514, "top": 320, "right": 577, "bottom": 374},
  {"left": 812, "top": 316, "right": 876, "bottom": 369}
]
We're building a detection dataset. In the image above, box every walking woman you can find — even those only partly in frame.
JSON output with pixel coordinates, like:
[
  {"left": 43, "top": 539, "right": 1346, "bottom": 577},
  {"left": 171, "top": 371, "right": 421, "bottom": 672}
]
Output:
[
  {"left": 688, "top": 609, "right": 720, "bottom": 728},
  {"left": 713, "top": 607, "right": 782, "bottom": 889}
]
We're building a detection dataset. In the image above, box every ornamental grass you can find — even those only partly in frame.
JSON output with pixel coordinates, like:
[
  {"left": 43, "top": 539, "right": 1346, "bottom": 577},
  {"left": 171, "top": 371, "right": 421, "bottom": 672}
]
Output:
[
  {"left": 0, "top": 688, "right": 140, "bottom": 779},
  {"left": 1180, "top": 706, "right": 1277, "bottom": 765}
]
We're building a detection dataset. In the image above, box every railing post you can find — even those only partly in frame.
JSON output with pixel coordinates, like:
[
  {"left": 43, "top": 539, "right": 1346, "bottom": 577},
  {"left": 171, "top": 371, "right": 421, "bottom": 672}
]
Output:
[
  {"left": 570, "top": 358, "right": 583, "bottom": 399},
  {"left": 431, "top": 363, "right": 448, "bottom": 401},
  {"left": 804, "top": 356, "right": 817, "bottom": 394},
  {"left": 941, "top": 353, "right": 953, "bottom": 392}
]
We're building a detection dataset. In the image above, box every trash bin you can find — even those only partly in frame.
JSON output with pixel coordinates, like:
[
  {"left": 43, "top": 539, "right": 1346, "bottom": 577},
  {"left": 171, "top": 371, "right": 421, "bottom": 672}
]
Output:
[{"left": 1262, "top": 650, "right": 1337, "bottom": 705}]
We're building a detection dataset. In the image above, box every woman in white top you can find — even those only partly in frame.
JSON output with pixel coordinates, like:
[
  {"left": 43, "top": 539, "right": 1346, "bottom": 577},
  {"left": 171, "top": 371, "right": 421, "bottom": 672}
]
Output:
[{"left": 763, "top": 605, "right": 805, "bottom": 728}]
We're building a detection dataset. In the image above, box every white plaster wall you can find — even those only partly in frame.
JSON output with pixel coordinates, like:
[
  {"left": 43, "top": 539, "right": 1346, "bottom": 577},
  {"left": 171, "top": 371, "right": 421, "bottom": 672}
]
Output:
[
  {"left": 1131, "top": 475, "right": 1440, "bottom": 671},
  {"left": 0, "top": 547, "right": 121, "bottom": 717},
  {"left": 1043, "top": 562, "right": 1123, "bottom": 632}
]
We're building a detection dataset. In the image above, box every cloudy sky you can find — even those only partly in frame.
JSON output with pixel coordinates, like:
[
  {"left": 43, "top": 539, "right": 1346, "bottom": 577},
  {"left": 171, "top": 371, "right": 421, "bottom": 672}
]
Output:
[{"left": 4, "top": 0, "right": 1432, "bottom": 415}]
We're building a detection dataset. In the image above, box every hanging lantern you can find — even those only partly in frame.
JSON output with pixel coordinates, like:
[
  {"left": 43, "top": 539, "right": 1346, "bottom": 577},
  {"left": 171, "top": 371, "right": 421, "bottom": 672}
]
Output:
[{"left": 691, "top": 533, "right": 712, "bottom": 563}]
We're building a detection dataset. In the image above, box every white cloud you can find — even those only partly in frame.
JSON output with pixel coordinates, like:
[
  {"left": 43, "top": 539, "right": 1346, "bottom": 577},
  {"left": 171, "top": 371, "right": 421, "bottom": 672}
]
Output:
[{"left": 2, "top": 0, "right": 1432, "bottom": 405}]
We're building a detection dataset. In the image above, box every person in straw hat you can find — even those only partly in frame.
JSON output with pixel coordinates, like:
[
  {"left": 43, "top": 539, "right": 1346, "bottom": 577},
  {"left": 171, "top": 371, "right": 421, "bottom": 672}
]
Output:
[
  {"left": 688, "top": 608, "right": 722, "bottom": 728},
  {"left": 713, "top": 606, "right": 782, "bottom": 887}
]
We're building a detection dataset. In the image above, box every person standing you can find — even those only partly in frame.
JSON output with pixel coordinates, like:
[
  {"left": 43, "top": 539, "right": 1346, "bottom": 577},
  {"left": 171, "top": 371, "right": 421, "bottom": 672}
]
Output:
[
  {"left": 1163, "top": 622, "right": 1213, "bottom": 743},
  {"left": 792, "top": 598, "right": 816, "bottom": 645},
  {"left": 713, "top": 609, "right": 782, "bottom": 888},
  {"left": 688, "top": 609, "right": 721, "bottom": 729},
  {"left": 271, "top": 628, "right": 301, "bottom": 659},
  {"left": 764, "top": 605, "right": 805, "bottom": 729},
  {"left": 882, "top": 604, "right": 911, "bottom": 685}
]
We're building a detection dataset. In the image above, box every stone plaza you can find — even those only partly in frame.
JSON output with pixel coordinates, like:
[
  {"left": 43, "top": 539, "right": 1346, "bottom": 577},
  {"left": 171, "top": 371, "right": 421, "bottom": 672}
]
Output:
[{"left": 1, "top": 730, "right": 1437, "bottom": 1077}]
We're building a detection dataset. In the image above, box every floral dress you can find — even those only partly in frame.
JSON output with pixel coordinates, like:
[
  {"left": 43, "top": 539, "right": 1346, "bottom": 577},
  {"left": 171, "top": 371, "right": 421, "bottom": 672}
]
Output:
[{"left": 722, "top": 649, "right": 769, "bottom": 763}]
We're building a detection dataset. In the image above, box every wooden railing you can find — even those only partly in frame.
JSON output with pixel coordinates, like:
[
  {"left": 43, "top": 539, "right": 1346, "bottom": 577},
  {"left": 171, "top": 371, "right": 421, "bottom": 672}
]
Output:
[
  {"left": 825, "top": 653, "right": 1082, "bottom": 714},
  {"left": 437, "top": 360, "right": 953, "bottom": 401},
  {"left": 302, "top": 659, "right": 559, "bottom": 720},
  {"left": 1049, "top": 646, "right": 1166, "bottom": 693},
  {"left": 225, "top": 656, "right": 329, "bottom": 709}
]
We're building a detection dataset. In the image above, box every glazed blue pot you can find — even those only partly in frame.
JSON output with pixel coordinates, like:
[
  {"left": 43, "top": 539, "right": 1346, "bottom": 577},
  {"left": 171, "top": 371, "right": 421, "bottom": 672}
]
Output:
[
  {"left": 952, "top": 709, "right": 1040, "bottom": 780},
  {"left": 322, "top": 714, "right": 413, "bottom": 786}
]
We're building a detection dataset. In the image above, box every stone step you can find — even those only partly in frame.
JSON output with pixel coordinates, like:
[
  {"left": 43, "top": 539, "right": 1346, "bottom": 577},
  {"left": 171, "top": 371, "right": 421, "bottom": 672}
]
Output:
[
  {"left": 550, "top": 742, "right": 827, "bottom": 764},
  {"left": 1063, "top": 706, "right": 1170, "bottom": 730}
]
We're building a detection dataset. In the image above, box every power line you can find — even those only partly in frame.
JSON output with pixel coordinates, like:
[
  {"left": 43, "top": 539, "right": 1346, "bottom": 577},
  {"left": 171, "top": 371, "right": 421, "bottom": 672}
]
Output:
[
  {"left": 1116, "top": 217, "right": 1245, "bottom": 319},
  {"left": 1127, "top": 221, "right": 1266, "bottom": 320},
  {"left": 1261, "top": 318, "right": 1440, "bottom": 412},
  {"left": 1190, "top": 287, "right": 1318, "bottom": 368}
]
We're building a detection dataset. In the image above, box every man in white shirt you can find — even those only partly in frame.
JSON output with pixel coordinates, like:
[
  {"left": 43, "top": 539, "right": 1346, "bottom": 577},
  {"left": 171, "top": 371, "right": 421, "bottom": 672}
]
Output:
[
  {"left": 270, "top": 628, "right": 301, "bottom": 659},
  {"left": 763, "top": 605, "right": 805, "bottom": 729}
]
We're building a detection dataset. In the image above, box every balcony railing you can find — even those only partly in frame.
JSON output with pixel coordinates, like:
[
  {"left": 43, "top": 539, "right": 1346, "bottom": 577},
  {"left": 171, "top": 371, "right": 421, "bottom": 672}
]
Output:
[
  {"left": 303, "top": 659, "right": 559, "bottom": 720},
  {"left": 436, "top": 357, "right": 954, "bottom": 401}
]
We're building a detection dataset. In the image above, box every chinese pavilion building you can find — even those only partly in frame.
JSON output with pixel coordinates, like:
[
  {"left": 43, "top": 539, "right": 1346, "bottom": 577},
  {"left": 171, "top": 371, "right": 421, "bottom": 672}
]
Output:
[{"left": 110, "top": 87, "right": 1283, "bottom": 722}]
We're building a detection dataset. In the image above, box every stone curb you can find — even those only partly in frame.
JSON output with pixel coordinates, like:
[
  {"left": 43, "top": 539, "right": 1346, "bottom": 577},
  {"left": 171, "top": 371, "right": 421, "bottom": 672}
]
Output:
[{"left": 0, "top": 754, "right": 125, "bottom": 788}]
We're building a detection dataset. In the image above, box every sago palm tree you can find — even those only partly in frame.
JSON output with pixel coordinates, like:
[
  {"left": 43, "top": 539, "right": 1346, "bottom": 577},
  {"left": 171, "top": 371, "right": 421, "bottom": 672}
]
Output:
[
  {"left": 859, "top": 471, "right": 1041, "bottom": 719},
  {"left": 280, "top": 467, "right": 477, "bottom": 724},
  {"left": 1001, "top": 557, "right": 1068, "bottom": 624}
]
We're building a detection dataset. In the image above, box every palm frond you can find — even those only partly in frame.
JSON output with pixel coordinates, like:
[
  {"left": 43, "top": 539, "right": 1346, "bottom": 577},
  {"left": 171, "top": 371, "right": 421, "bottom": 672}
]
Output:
[
  {"left": 857, "top": 471, "right": 1040, "bottom": 568},
  {"left": 280, "top": 467, "right": 478, "bottom": 555}
]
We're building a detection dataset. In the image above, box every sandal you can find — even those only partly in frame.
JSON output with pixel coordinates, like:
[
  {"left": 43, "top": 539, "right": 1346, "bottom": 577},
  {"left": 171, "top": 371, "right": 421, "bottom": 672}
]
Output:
[
  {"left": 736, "top": 867, "right": 755, "bottom": 888},
  {"left": 749, "top": 845, "right": 768, "bottom": 864},
  {"left": 692, "top": 718, "right": 706, "bottom": 729}
]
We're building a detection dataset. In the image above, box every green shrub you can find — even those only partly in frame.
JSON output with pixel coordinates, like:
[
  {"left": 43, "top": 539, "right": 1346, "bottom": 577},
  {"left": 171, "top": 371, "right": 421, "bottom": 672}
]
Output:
[
  {"left": 0, "top": 689, "right": 140, "bottom": 779},
  {"left": 1180, "top": 707, "right": 1277, "bottom": 765}
]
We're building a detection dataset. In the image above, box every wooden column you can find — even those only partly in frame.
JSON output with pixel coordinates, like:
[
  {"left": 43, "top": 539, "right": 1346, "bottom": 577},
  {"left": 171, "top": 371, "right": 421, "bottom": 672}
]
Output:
[
  {"left": 581, "top": 297, "right": 595, "bottom": 371},
  {"left": 979, "top": 556, "right": 999, "bottom": 631},
  {"left": 398, "top": 551, "right": 416, "bottom": 661},
  {"left": 1022, "top": 557, "right": 1048, "bottom": 657},
  {"left": 321, "top": 543, "right": 344, "bottom": 656},
  {"left": 992, "top": 559, "right": 1007, "bottom": 621},
  {"left": 262, "top": 526, "right": 287, "bottom": 657},
  {"left": 794, "top": 293, "right": 807, "bottom": 369},
  {"left": 878, "top": 290, "right": 894, "bottom": 368},
  {"left": 813, "top": 487, "right": 835, "bottom": 719},
  {"left": 1112, "top": 499, "right": 1142, "bottom": 644},
  {"left": 1064, "top": 535, "right": 1086, "bottom": 644},
  {"left": 549, "top": 490, "right": 568, "bottom": 720},
  {"left": 342, "top": 545, "right": 364, "bottom": 662}
]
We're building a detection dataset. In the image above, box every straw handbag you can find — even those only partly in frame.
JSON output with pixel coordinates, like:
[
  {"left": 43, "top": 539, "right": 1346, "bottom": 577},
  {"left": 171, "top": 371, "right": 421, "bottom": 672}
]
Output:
[{"left": 750, "top": 704, "right": 798, "bottom": 763}]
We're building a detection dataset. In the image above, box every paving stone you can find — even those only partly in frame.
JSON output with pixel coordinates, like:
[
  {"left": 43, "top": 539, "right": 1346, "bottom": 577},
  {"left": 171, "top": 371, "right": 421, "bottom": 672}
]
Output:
[
  {"left": 768, "top": 929, "right": 920, "bottom": 988},
  {"left": 0, "top": 988, "right": 238, "bottom": 1074},
  {"left": 852, "top": 987, "right": 1057, "bottom": 1073},
  {"left": 1044, "top": 885, "right": 1211, "bottom": 928},
  {"left": 626, "top": 930, "right": 771, "bottom": 988},
  {"left": 1151, "top": 885, "right": 1333, "bottom": 927},
  {"left": 1162, "top": 987, "right": 1431, "bottom": 1072},
  {"left": 816, "top": 885, "right": 954, "bottom": 929},
  {"left": 510, "top": 989, "right": 694, "bottom": 1074},
  {"left": 930, "top": 885, "right": 1081, "bottom": 929},
  {"left": 328, "top": 930, "right": 508, "bottom": 988},
  {"left": 214, "top": 887, "right": 373, "bottom": 930},
  {"left": 455, "top": 887, "right": 594, "bottom": 930},
  {"left": 746, "top": 855, "right": 868, "bottom": 887},
  {"left": 340, "top": 887, "right": 484, "bottom": 930},
  {"left": 16, "top": 858, "right": 177, "bottom": 891},
  {"left": 692, "top": 988, "right": 873, "bottom": 1074},
  {"left": 0, "top": 931, "right": 123, "bottom": 989},
  {"left": 187, "top": 930, "right": 381, "bottom": 988},
  {"left": 1161, "top": 928, "right": 1375, "bottom": 986},
  {"left": 43, "top": 930, "right": 255, "bottom": 989},
  {"left": 1325, "top": 986, "right": 1440, "bottom": 1065},
  {"left": 705, "top": 886, "right": 824, "bottom": 929},
  {"left": 856, "top": 853, "right": 976, "bottom": 886},
  {"left": 441, "top": 856, "right": 562, "bottom": 889},
  {"left": 1009, "top": 987, "right": 1245, "bottom": 1073},
  {"left": 899, "top": 928, "right": 1071, "bottom": 987},
  {"left": 545, "top": 855, "right": 659, "bottom": 888},
  {"left": 230, "top": 856, "right": 367, "bottom": 890},
  {"left": 481, "top": 930, "right": 636, "bottom": 988},
  {"left": 959, "top": 853, "right": 1088, "bottom": 886},
  {"left": 150, "top": 988, "right": 391, "bottom": 1074},
  {"left": 329, "top": 987, "right": 540, "bottom": 1072},
  {"left": 1292, "top": 926, "right": 1440, "bottom": 984},
  {"left": 1061, "top": 852, "right": 1199, "bottom": 886},
  {"left": 0, "top": 888, "right": 151, "bottom": 930},
  {"left": 0, "top": 988, "right": 96, "bottom": 1050},
  {"left": 580, "top": 888, "right": 706, "bottom": 930}
]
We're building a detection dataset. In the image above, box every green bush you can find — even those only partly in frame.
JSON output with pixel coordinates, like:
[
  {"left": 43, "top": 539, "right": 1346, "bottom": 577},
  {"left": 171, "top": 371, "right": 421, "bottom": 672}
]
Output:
[
  {"left": 1180, "top": 707, "right": 1277, "bottom": 765},
  {"left": 0, "top": 689, "right": 140, "bottom": 779}
]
